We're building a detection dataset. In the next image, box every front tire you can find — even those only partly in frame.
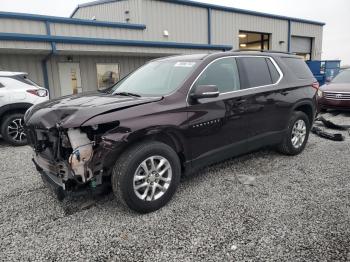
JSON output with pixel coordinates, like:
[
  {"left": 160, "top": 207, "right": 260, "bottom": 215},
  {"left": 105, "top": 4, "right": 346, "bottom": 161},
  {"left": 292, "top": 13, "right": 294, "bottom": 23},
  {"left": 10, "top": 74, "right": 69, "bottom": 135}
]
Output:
[
  {"left": 112, "top": 141, "right": 181, "bottom": 213},
  {"left": 277, "top": 111, "right": 310, "bottom": 155},
  {"left": 1, "top": 113, "right": 27, "bottom": 146}
]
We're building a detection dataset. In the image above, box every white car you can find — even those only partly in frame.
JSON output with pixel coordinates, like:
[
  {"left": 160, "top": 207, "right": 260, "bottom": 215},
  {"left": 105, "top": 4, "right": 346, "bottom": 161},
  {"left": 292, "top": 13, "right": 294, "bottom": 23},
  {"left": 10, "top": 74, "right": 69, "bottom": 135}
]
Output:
[{"left": 0, "top": 71, "right": 49, "bottom": 146}]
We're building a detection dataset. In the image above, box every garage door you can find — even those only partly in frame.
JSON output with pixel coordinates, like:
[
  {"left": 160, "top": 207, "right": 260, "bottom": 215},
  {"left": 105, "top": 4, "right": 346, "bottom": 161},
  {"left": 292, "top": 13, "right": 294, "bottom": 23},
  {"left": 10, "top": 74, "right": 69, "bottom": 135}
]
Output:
[{"left": 291, "top": 36, "right": 312, "bottom": 53}]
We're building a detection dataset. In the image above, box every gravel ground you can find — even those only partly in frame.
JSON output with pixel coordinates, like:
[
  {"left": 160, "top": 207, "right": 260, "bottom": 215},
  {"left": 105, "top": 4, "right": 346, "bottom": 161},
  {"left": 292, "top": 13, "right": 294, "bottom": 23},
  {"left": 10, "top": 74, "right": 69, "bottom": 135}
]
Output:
[{"left": 0, "top": 111, "right": 349, "bottom": 261}]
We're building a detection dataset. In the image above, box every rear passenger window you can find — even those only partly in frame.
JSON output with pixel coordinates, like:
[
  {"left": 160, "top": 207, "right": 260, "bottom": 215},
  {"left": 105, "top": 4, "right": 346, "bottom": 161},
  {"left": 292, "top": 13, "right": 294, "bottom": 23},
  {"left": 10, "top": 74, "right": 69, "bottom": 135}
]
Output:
[
  {"left": 266, "top": 58, "right": 280, "bottom": 83},
  {"left": 281, "top": 57, "right": 313, "bottom": 79},
  {"left": 194, "top": 57, "right": 240, "bottom": 93},
  {"left": 236, "top": 57, "right": 273, "bottom": 89}
]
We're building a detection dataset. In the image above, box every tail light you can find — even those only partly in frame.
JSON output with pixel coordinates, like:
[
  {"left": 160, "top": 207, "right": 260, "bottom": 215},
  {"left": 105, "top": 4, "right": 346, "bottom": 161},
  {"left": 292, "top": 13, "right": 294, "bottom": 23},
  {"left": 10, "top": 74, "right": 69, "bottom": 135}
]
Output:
[
  {"left": 27, "top": 89, "right": 48, "bottom": 97},
  {"left": 312, "top": 81, "right": 320, "bottom": 90}
]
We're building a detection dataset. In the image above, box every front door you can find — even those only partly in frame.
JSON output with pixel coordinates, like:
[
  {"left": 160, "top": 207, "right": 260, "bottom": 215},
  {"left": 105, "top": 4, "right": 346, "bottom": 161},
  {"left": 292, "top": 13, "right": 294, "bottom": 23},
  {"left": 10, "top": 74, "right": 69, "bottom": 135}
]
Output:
[
  {"left": 186, "top": 57, "right": 251, "bottom": 168},
  {"left": 58, "top": 63, "right": 82, "bottom": 96}
]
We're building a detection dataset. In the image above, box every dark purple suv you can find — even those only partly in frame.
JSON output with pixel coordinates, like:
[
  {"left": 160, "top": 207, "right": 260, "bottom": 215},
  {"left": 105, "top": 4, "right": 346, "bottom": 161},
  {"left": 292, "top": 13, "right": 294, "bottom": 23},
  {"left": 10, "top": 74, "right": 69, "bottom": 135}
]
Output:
[{"left": 25, "top": 51, "right": 317, "bottom": 213}]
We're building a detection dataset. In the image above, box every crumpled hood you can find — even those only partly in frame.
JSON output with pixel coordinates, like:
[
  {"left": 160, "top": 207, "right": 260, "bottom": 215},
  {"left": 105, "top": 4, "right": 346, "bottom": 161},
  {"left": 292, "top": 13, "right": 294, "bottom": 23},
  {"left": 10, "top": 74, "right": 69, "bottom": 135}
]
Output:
[
  {"left": 25, "top": 92, "right": 162, "bottom": 129},
  {"left": 320, "top": 83, "right": 350, "bottom": 92}
]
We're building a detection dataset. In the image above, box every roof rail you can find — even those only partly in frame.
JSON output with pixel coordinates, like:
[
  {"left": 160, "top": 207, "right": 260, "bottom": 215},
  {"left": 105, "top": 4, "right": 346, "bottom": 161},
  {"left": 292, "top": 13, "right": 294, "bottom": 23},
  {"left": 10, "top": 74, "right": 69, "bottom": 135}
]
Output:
[{"left": 231, "top": 49, "right": 296, "bottom": 55}]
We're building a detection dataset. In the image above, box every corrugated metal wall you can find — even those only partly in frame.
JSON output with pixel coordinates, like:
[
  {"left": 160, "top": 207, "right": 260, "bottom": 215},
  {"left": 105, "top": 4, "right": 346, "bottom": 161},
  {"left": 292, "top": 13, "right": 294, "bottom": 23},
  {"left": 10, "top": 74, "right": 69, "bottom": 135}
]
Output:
[
  {"left": 73, "top": 0, "right": 143, "bottom": 24},
  {"left": 72, "top": 0, "right": 323, "bottom": 58},
  {"left": 49, "top": 23, "right": 144, "bottom": 41},
  {"left": 211, "top": 11, "right": 289, "bottom": 51},
  {"left": 0, "top": 18, "right": 46, "bottom": 34},
  {"left": 73, "top": 0, "right": 209, "bottom": 44},
  {"left": 0, "top": 54, "right": 45, "bottom": 86},
  {"left": 0, "top": 40, "right": 51, "bottom": 53},
  {"left": 54, "top": 43, "right": 208, "bottom": 56},
  {"left": 46, "top": 55, "right": 154, "bottom": 97},
  {"left": 291, "top": 22, "right": 323, "bottom": 60},
  {"left": 141, "top": 0, "right": 208, "bottom": 44}
]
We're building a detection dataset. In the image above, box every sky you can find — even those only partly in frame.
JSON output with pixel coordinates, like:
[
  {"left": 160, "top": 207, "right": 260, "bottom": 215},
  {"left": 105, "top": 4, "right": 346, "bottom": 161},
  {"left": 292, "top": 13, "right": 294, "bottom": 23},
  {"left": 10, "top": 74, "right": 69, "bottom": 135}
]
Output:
[{"left": 0, "top": 0, "right": 349, "bottom": 65}]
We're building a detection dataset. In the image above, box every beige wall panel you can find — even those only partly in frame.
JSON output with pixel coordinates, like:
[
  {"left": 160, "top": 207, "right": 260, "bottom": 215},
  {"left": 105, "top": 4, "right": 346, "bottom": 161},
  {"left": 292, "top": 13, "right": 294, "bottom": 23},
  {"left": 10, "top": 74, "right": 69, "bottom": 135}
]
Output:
[
  {"left": 0, "top": 54, "right": 45, "bottom": 86},
  {"left": 55, "top": 43, "right": 213, "bottom": 56},
  {"left": 73, "top": 0, "right": 143, "bottom": 24},
  {"left": 0, "top": 18, "right": 46, "bottom": 35},
  {"left": 0, "top": 40, "right": 51, "bottom": 52},
  {"left": 141, "top": 0, "right": 208, "bottom": 43},
  {"left": 50, "top": 23, "right": 144, "bottom": 40}
]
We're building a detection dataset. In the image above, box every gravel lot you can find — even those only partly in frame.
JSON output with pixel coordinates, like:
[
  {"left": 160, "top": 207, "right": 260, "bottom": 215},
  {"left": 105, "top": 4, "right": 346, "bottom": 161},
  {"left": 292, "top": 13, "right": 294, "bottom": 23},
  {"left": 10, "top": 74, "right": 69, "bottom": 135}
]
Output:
[{"left": 0, "top": 112, "right": 349, "bottom": 261}]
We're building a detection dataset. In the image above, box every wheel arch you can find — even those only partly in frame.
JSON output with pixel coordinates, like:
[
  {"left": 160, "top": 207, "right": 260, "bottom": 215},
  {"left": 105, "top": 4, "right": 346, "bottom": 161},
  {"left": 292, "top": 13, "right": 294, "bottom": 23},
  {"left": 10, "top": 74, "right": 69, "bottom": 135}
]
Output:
[
  {"left": 291, "top": 100, "right": 315, "bottom": 125},
  {"left": 0, "top": 103, "right": 33, "bottom": 123},
  {"left": 104, "top": 127, "right": 189, "bottom": 173}
]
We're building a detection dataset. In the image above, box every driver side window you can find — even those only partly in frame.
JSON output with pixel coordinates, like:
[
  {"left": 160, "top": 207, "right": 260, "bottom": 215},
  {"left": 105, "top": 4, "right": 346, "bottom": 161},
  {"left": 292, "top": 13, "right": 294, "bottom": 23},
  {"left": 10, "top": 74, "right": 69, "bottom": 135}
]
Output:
[{"left": 194, "top": 57, "right": 240, "bottom": 93}]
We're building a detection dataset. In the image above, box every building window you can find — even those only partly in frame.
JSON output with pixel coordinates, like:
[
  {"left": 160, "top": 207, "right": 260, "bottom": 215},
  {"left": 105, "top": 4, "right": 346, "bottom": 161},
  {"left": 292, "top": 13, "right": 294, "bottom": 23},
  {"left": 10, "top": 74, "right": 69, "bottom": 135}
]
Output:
[
  {"left": 96, "top": 63, "right": 120, "bottom": 90},
  {"left": 239, "top": 31, "right": 270, "bottom": 51}
]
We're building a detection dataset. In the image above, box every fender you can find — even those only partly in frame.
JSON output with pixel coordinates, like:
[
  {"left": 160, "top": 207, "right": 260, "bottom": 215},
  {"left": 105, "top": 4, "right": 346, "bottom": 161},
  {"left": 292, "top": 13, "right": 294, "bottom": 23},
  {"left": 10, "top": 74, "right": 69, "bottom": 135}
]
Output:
[
  {"left": 101, "top": 124, "right": 190, "bottom": 161},
  {"left": 0, "top": 102, "right": 33, "bottom": 119}
]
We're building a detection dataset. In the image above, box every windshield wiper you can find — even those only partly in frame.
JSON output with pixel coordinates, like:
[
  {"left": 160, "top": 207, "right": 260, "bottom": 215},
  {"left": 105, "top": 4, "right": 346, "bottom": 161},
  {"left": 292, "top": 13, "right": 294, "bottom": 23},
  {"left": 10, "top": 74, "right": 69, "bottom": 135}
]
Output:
[{"left": 114, "top": 92, "right": 141, "bottom": 97}]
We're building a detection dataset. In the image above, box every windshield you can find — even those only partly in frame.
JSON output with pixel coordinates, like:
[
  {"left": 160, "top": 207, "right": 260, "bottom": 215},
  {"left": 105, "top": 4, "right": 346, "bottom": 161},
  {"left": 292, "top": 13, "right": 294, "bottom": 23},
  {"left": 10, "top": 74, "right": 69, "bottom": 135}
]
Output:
[
  {"left": 332, "top": 70, "right": 350, "bottom": 83},
  {"left": 111, "top": 60, "right": 199, "bottom": 96}
]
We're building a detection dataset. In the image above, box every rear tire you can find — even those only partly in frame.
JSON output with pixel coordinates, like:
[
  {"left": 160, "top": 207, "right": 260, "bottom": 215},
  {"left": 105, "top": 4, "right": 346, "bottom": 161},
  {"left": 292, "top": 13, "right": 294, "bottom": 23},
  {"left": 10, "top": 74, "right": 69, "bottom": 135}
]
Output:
[
  {"left": 1, "top": 113, "right": 27, "bottom": 146},
  {"left": 112, "top": 141, "right": 181, "bottom": 213},
  {"left": 277, "top": 111, "right": 310, "bottom": 156}
]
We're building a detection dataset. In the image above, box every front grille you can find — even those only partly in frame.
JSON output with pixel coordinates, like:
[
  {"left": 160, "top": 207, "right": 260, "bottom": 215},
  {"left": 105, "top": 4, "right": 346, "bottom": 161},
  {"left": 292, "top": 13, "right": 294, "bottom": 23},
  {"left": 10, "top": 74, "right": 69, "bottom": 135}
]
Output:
[{"left": 324, "top": 92, "right": 350, "bottom": 100}]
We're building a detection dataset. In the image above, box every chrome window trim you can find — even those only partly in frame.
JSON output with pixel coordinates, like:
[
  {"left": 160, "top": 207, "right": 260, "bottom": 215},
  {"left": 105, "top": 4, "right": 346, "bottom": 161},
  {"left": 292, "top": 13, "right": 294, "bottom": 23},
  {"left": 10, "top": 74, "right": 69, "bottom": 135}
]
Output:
[{"left": 187, "top": 55, "right": 284, "bottom": 101}]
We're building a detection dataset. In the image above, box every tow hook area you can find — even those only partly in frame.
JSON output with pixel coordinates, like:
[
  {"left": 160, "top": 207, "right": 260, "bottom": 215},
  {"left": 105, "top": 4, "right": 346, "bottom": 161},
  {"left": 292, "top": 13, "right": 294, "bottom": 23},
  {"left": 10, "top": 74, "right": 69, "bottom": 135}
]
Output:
[{"left": 67, "top": 129, "right": 94, "bottom": 183}]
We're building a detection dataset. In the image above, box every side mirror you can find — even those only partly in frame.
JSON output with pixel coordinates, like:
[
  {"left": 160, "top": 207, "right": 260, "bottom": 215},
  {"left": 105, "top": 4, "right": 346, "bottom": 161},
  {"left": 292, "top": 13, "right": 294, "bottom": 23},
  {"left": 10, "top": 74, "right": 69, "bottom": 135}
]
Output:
[{"left": 191, "top": 85, "right": 219, "bottom": 100}]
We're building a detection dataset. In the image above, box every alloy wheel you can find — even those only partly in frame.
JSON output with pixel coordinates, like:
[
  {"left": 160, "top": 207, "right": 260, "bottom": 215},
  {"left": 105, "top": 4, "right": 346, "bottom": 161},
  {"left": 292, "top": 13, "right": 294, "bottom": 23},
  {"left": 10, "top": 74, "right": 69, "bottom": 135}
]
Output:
[
  {"left": 133, "top": 155, "right": 172, "bottom": 201},
  {"left": 291, "top": 119, "right": 306, "bottom": 149},
  {"left": 7, "top": 118, "right": 26, "bottom": 142}
]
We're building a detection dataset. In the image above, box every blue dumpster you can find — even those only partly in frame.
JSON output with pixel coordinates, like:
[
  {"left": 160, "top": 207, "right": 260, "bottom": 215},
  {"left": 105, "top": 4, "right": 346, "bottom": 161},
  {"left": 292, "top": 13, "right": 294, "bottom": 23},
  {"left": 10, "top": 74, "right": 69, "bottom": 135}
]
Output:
[{"left": 306, "top": 60, "right": 341, "bottom": 86}]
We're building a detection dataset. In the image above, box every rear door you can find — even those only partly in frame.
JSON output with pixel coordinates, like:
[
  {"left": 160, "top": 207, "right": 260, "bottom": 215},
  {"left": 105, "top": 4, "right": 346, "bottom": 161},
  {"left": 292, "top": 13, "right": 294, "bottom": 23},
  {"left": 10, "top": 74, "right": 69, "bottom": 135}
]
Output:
[{"left": 235, "top": 56, "right": 284, "bottom": 140}]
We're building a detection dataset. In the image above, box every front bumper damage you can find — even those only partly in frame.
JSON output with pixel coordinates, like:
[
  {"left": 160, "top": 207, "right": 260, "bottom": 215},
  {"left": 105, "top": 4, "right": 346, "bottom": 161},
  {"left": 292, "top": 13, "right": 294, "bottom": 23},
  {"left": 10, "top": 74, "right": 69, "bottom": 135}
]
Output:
[
  {"left": 27, "top": 125, "right": 113, "bottom": 199},
  {"left": 32, "top": 155, "right": 67, "bottom": 189}
]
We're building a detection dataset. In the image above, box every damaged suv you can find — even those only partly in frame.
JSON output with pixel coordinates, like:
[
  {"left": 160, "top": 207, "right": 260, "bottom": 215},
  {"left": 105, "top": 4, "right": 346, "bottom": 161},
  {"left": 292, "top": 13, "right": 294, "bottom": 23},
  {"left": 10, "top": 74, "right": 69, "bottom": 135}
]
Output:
[{"left": 25, "top": 51, "right": 317, "bottom": 213}]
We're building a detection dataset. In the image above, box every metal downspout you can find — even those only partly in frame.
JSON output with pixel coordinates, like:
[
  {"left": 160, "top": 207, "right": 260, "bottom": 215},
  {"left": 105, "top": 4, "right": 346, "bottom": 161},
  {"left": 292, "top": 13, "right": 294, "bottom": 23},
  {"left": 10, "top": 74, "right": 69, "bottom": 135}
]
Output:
[{"left": 41, "top": 21, "right": 57, "bottom": 93}]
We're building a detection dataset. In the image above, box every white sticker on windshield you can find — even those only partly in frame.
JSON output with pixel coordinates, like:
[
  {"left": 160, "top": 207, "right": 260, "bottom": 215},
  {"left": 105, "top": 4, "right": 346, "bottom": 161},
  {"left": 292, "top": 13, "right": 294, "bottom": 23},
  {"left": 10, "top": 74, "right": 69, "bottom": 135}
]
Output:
[{"left": 174, "top": 62, "right": 196, "bottom": 68}]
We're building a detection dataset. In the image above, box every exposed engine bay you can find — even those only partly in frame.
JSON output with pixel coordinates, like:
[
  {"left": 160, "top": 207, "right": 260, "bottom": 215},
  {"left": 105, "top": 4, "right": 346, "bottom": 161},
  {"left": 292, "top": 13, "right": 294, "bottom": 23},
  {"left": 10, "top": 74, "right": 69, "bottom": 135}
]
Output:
[
  {"left": 27, "top": 125, "right": 115, "bottom": 192},
  {"left": 67, "top": 129, "right": 94, "bottom": 183}
]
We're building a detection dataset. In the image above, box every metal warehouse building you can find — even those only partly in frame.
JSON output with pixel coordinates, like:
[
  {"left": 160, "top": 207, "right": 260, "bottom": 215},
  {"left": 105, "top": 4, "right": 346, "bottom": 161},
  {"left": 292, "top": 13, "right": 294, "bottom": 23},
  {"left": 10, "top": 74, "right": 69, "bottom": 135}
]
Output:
[{"left": 0, "top": 0, "right": 324, "bottom": 98}]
